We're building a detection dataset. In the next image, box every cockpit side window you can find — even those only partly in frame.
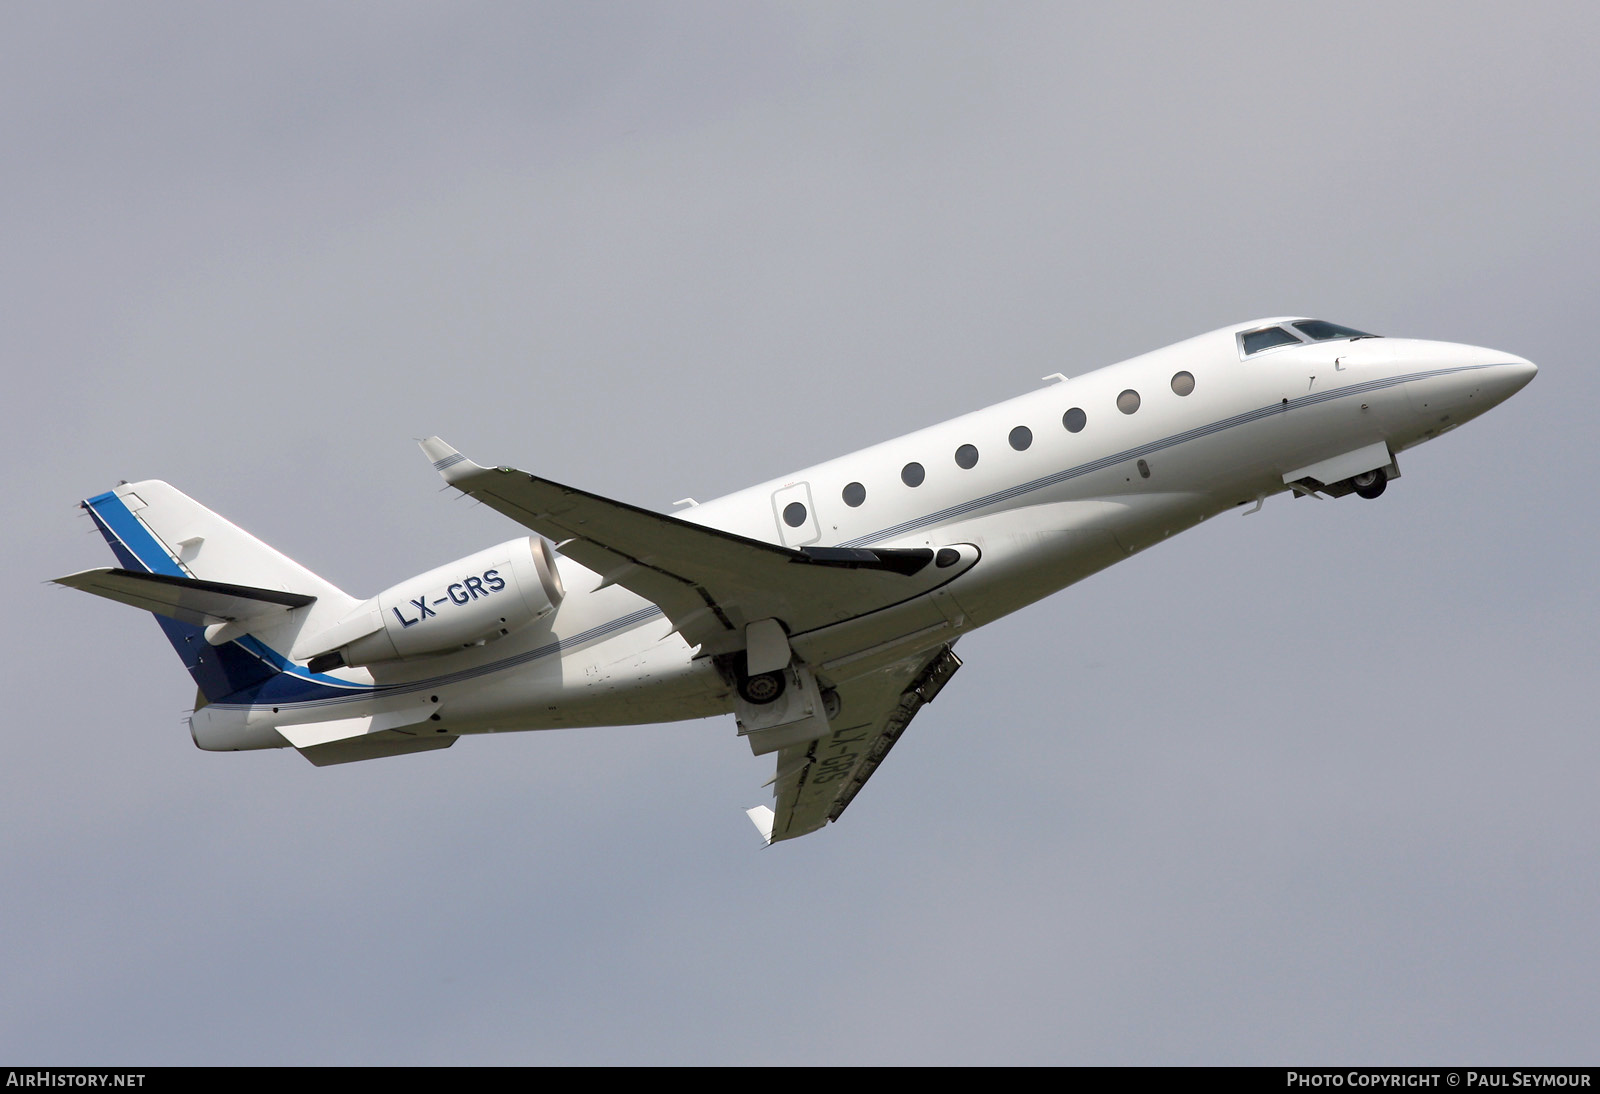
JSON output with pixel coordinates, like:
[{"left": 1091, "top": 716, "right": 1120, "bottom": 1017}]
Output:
[
  {"left": 1240, "top": 326, "right": 1303, "bottom": 355},
  {"left": 1291, "top": 320, "right": 1378, "bottom": 342}
]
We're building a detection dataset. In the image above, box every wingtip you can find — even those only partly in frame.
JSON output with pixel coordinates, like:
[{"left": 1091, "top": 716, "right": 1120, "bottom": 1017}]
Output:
[
  {"left": 745, "top": 805, "right": 775, "bottom": 845},
  {"left": 419, "top": 436, "right": 485, "bottom": 485}
]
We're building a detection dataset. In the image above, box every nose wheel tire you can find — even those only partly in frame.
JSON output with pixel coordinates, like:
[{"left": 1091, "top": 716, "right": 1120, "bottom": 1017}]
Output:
[
  {"left": 738, "top": 670, "right": 787, "bottom": 705},
  {"left": 1351, "top": 468, "right": 1388, "bottom": 499}
]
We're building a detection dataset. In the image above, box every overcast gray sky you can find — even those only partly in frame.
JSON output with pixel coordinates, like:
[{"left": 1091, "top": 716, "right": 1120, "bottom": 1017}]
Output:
[{"left": 5, "top": 1, "right": 1597, "bottom": 1064}]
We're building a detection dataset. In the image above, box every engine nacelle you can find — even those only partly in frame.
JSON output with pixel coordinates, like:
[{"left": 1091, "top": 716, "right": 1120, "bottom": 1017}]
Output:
[{"left": 295, "top": 537, "right": 565, "bottom": 671}]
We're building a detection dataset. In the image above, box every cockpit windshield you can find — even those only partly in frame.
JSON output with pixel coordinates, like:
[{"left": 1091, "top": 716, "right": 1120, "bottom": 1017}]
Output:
[
  {"left": 1240, "top": 326, "right": 1302, "bottom": 354},
  {"left": 1239, "top": 319, "right": 1382, "bottom": 357},
  {"left": 1291, "top": 320, "right": 1378, "bottom": 342}
]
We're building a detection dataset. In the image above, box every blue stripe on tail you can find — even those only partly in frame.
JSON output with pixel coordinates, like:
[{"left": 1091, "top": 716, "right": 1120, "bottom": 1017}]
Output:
[{"left": 83, "top": 490, "right": 283, "bottom": 703}]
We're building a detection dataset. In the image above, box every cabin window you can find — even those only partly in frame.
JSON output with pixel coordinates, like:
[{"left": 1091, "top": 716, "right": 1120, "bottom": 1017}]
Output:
[
  {"left": 1171, "top": 371, "right": 1195, "bottom": 396},
  {"left": 1240, "top": 326, "right": 1302, "bottom": 355},
  {"left": 1008, "top": 426, "right": 1032, "bottom": 451},
  {"left": 1063, "top": 407, "right": 1087, "bottom": 433},
  {"left": 901, "top": 462, "right": 925, "bottom": 487},
  {"left": 842, "top": 482, "right": 866, "bottom": 507},
  {"left": 955, "top": 444, "right": 979, "bottom": 469},
  {"left": 1117, "top": 389, "right": 1141, "bottom": 415},
  {"left": 782, "top": 502, "right": 808, "bottom": 528}
]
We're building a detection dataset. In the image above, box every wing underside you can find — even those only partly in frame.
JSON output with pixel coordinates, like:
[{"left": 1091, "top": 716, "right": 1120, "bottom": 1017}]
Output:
[{"left": 765, "top": 644, "right": 962, "bottom": 843}]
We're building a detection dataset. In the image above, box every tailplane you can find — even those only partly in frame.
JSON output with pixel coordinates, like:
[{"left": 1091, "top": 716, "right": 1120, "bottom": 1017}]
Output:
[{"left": 60, "top": 481, "right": 361, "bottom": 705}]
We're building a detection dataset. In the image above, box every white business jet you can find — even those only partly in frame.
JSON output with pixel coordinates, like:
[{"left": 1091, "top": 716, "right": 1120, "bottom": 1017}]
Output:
[{"left": 56, "top": 319, "right": 1535, "bottom": 843}]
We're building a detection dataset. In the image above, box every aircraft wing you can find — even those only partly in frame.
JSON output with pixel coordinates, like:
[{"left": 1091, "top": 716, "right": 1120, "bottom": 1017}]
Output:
[
  {"left": 420, "top": 438, "right": 969, "bottom": 653},
  {"left": 757, "top": 644, "right": 963, "bottom": 843}
]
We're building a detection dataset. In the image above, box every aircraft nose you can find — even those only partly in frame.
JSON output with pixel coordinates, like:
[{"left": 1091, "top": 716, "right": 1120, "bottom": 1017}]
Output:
[
  {"left": 1402, "top": 344, "right": 1537, "bottom": 424},
  {"left": 1487, "top": 353, "right": 1538, "bottom": 403}
]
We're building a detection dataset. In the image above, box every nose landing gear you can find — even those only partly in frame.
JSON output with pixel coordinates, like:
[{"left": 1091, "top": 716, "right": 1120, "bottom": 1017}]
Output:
[{"left": 1350, "top": 468, "right": 1388, "bottom": 499}]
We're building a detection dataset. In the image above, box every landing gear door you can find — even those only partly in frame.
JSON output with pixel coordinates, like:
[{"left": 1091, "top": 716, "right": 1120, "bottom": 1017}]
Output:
[{"left": 771, "top": 482, "right": 821, "bottom": 547}]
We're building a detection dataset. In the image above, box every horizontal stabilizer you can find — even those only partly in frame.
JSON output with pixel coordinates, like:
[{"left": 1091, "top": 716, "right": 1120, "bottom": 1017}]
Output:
[
  {"left": 53, "top": 567, "right": 315, "bottom": 627},
  {"left": 297, "top": 731, "right": 457, "bottom": 767},
  {"left": 277, "top": 701, "right": 451, "bottom": 765}
]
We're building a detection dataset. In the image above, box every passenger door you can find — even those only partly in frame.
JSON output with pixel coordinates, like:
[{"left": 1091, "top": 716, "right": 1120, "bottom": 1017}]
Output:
[{"left": 771, "top": 482, "right": 821, "bottom": 547}]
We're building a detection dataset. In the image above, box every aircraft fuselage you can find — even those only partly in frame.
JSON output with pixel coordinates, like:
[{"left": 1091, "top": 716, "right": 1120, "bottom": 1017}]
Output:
[{"left": 182, "top": 319, "right": 1536, "bottom": 754}]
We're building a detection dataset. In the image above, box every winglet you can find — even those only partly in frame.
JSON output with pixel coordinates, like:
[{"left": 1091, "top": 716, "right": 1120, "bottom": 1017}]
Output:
[
  {"left": 419, "top": 436, "right": 489, "bottom": 486},
  {"left": 745, "top": 805, "right": 775, "bottom": 846}
]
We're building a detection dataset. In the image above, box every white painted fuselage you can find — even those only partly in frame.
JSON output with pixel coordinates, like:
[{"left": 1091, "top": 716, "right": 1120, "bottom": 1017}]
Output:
[{"left": 183, "top": 318, "right": 1535, "bottom": 754}]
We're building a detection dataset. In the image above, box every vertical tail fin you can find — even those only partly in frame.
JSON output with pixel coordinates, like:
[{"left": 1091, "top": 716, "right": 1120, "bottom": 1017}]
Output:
[{"left": 80, "top": 481, "right": 361, "bottom": 704}]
